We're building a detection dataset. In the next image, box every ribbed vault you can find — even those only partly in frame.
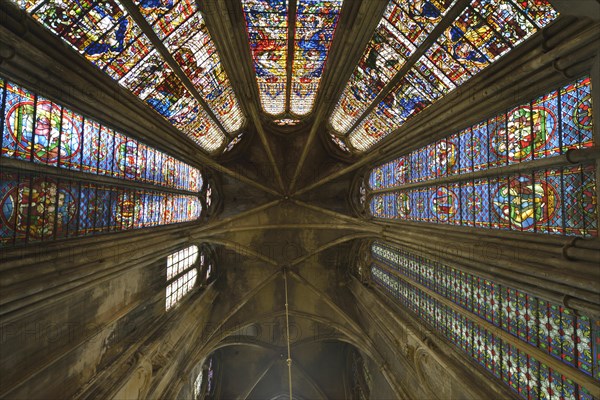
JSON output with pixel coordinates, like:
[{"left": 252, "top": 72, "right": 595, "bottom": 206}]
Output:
[{"left": 0, "top": 0, "right": 598, "bottom": 399}]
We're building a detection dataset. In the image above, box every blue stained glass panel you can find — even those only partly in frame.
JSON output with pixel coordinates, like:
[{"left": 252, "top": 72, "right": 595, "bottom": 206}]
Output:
[
  {"left": 490, "top": 175, "right": 510, "bottom": 230},
  {"left": 113, "top": 132, "right": 127, "bottom": 179},
  {"left": 420, "top": 187, "right": 433, "bottom": 221},
  {"left": 94, "top": 186, "right": 112, "bottom": 233},
  {"left": 472, "top": 178, "right": 489, "bottom": 228},
  {"left": 562, "top": 166, "right": 585, "bottom": 236},
  {"left": 532, "top": 90, "right": 560, "bottom": 160},
  {"left": 472, "top": 121, "right": 489, "bottom": 171},
  {"left": 581, "top": 165, "right": 597, "bottom": 236},
  {"left": 561, "top": 77, "right": 593, "bottom": 151},
  {"left": 0, "top": 172, "right": 19, "bottom": 246},
  {"left": 33, "top": 98, "right": 62, "bottom": 166},
  {"left": 82, "top": 119, "right": 100, "bottom": 174},
  {"left": 2, "top": 82, "right": 34, "bottom": 160},
  {"left": 98, "top": 126, "right": 114, "bottom": 176},
  {"left": 419, "top": 146, "right": 429, "bottom": 182},
  {"left": 60, "top": 108, "right": 84, "bottom": 170},
  {"left": 460, "top": 180, "right": 476, "bottom": 226},
  {"left": 79, "top": 183, "right": 97, "bottom": 236},
  {"left": 409, "top": 150, "right": 420, "bottom": 183},
  {"left": 488, "top": 114, "right": 507, "bottom": 168},
  {"left": 55, "top": 180, "right": 79, "bottom": 239}
]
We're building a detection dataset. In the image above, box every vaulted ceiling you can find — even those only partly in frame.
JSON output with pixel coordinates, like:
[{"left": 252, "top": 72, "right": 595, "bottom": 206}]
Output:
[{"left": 2, "top": 0, "right": 597, "bottom": 398}]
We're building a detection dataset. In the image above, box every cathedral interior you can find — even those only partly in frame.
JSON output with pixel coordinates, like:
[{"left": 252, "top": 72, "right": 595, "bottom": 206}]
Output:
[{"left": 0, "top": 0, "right": 599, "bottom": 399}]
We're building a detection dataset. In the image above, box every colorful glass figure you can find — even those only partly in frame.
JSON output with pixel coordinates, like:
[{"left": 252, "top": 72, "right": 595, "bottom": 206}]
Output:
[
  {"left": 1, "top": 78, "right": 204, "bottom": 193},
  {"left": 291, "top": 0, "right": 344, "bottom": 115},
  {"left": 337, "top": 0, "right": 558, "bottom": 151},
  {"left": 0, "top": 171, "right": 202, "bottom": 246},
  {"left": 365, "top": 77, "right": 596, "bottom": 237},
  {"left": 242, "top": 0, "right": 289, "bottom": 115},
  {"left": 369, "top": 165, "right": 597, "bottom": 237},
  {"left": 330, "top": 0, "right": 458, "bottom": 134},
  {"left": 12, "top": 0, "right": 231, "bottom": 153},
  {"left": 136, "top": 2, "right": 246, "bottom": 133},
  {"left": 242, "top": 0, "right": 343, "bottom": 116}
]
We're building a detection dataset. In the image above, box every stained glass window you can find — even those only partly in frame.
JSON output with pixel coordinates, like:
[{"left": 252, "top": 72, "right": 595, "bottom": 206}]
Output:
[
  {"left": 167, "top": 245, "right": 199, "bottom": 281},
  {"left": 206, "top": 184, "right": 213, "bottom": 208},
  {"left": 372, "top": 241, "right": 600, "bottom": 379},
  {"left": 207, "top": 357, "right": 215, "bottom": 395},
  {"left": 134, "top": 1, "right": 245, "bottom": 133},
  {"left": 365, "top": 77, "right": 596, "bottom": 238},
  {"left": 166, "top": 244, "right": 201, "bottom": 310},
  {"left": 242, "top": 0, "right": 289, "bottom": 115},
  {"left": 326, "top": 0, "right": 558, "bottom": 151},
  {"left": 329, "top": 0, "right": 458, "bottom": 133},
  {"left": 0, "top": 171, "right": 202, "bottom": 246},
  {"left": 193, "top": 368, "right": 204, "bottom": 399},
  {"left": 274, "top": 118, "right": 300, "bottom": 126},
  {"left": 242, "top": 0, "right": 343, "bottom": 116},
  {"left": 291, "top": 0, "right": 343, "bottom": 115},
  {"left": 1, "top": 77, "right": 204, "bottom": 192},
  {"left": 368, "top": 77, "right": 593, "bottom": 190},
  {"left": 369, "top": 255, "right": 599, "bottom": 399},
  {"left": 369, "top": 164, "right": 597, "bottom": 237},
  {"left": 11, "top": 0, "right": 232, "bottom": 153},
  {"left": 222, "top": 133, "right": 244, "bottom": 154},
  {"left": 331, "top": 134, "right": 350, "bottom": 152}
]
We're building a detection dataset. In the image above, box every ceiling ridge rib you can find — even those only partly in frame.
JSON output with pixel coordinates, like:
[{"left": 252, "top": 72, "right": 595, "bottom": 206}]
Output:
[
  {"left": 288, "top": 108, "right": 327, "bottom": 193},
  {"left": 293, "top": 155, "right": 373, "bottom": 196},
  {"left": 241, "top": 360, "right": 277, "bottom": 400},
  {"left": 290, "top": 200, "right": 382, "bottom": 229},
  {"left": 289, "top": 360, "right": 330, "bottom": 400},
  {"left": 341, "top": 0, "right": 472, "bottom": 137},
  {"left": 288, "top": 271, "right": 369, "bottom": 338},
  {"left": 198, "top": 238, "right": 279, "bottom": 267},
  {"left": 211, "top": 161, "right": 283, "bottom": 196},
  {"left": 118, "top": 0, "right": 229, "bottom": 137},
  {"left": 248, "top": 105, "right": 287, "bottom": 194},
  {"left": 284, "top": 0, "right": 298, "bottom": 112},
  {"left": 190, "top": 200, "right": 281, "bottom": 234},
  {"left": 201, "top": 224, "right": 372, "bottom": 236},
  {"left": 289, "top": 233, "right": 376, "bottom": 267},
  {"left": 200, "top": 271, "right": 282, "bottom": 350}
]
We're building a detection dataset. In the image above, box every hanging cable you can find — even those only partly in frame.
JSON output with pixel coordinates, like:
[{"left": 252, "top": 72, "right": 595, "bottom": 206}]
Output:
[{"left": 283, "top": 268, "right": 293, "bottom": 400}]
